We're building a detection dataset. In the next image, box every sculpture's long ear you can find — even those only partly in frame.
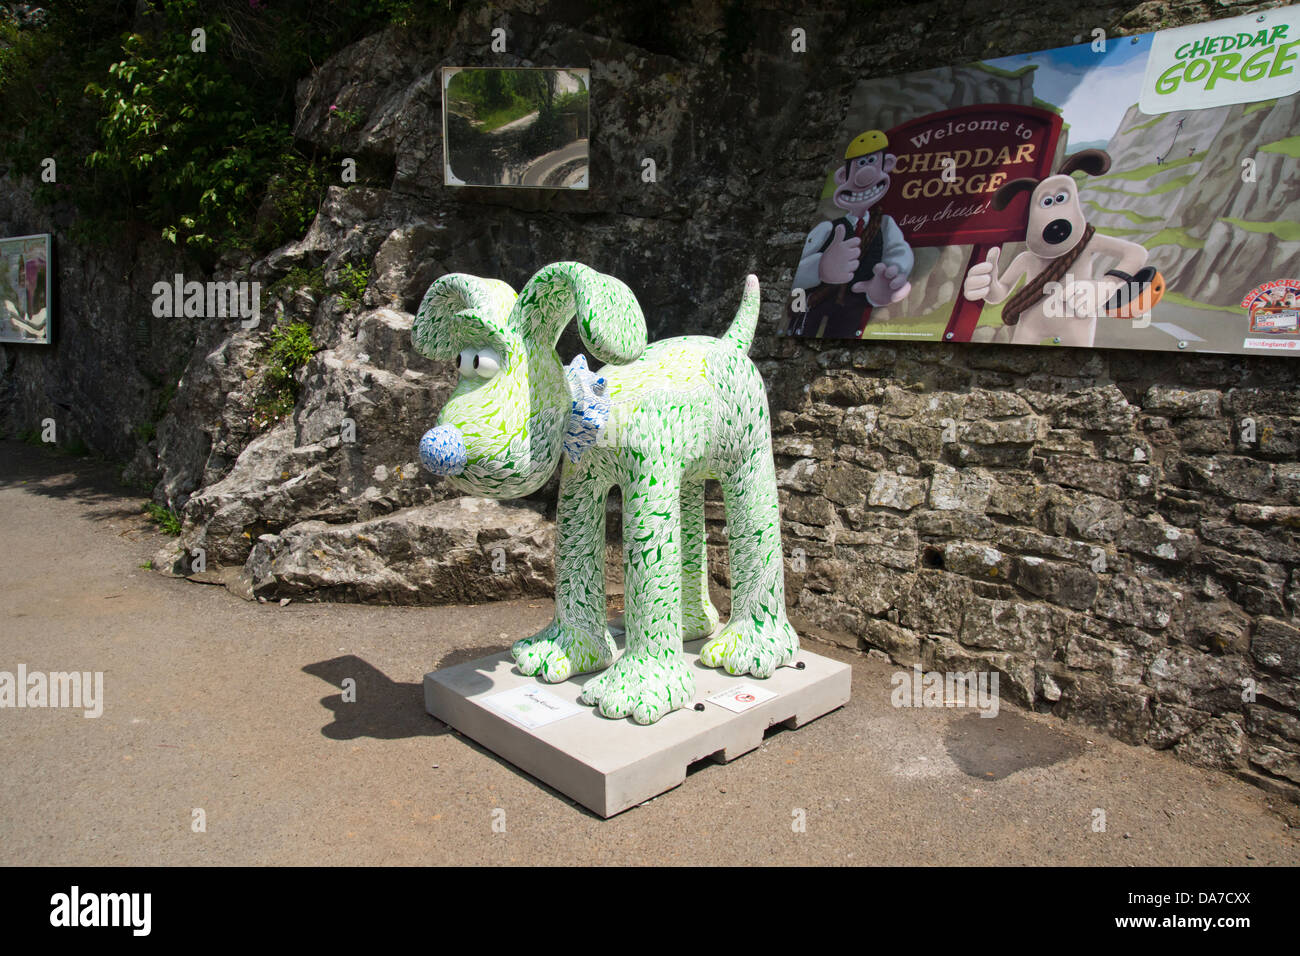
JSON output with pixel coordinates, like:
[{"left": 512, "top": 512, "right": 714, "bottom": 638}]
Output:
[
  {"left": 516, "top": 261, "right": 647, "bottom": 365},
  {"left": 992, "top": 177, "right": 1039, "bottom": 211},
  {"left": 1057, "top": 148, "right": 1111, "bottom": 178},
  {"left": 412, "top": 274, "right": 517, "bottom": 360}
]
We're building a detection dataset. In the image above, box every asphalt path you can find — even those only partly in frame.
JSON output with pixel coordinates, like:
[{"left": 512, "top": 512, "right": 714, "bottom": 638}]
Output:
[{"left": 1, "top": 439, "right": 1296, "bottom": 865}]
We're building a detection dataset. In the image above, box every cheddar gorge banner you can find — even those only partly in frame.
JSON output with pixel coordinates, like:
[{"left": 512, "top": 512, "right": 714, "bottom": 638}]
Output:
[
  {"left": 1143, "top": 16, "right": 1300, "bottom": 111},
  {"left": 782, "top": 4, "right": 1300, "bottom": 356}
]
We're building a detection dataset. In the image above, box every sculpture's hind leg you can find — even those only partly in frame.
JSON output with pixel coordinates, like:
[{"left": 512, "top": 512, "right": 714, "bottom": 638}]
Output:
[
  {"left": 700, "top": 443, "right": 799, "bottom": 678},
  {"left": 680, "top": 477, "right": 721, "bottom": 640}
]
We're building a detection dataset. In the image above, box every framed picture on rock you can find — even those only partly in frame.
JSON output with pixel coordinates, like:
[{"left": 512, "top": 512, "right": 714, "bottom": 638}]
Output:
[
  {"left": 442, "top": 67, "right": 590, "bottom": 189},
  {"left": 0, "top": 233, "right": 53, "bottom": 345}
]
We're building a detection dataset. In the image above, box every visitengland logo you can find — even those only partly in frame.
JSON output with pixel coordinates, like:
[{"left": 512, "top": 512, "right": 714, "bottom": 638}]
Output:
[{"left": 1140, "top": 6, "right": 1300, "bottom": 114}]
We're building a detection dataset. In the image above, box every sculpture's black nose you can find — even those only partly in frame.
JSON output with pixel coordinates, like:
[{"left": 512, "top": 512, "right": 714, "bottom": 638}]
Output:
[{"left": 1043, "top": 219, "right": 1073, "bottom": 245}]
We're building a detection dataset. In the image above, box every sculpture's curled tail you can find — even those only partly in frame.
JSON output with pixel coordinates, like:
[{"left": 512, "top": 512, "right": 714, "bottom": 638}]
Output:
[{"left": 720, "top": 274, "right": 760, "bottom": 355}]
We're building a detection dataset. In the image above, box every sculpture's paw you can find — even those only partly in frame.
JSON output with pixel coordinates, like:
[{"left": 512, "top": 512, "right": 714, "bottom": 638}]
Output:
[
  {"left": 579, "top": 652, "right": 695, "bottom": 724},
  {"left": 699, "top": 614, "right": 799, "bottom": 678},
  {"left": 682, "top": 599, "right": 722, "bottom": 641},
  {"left": 511, "top": 621, "right": 615, "bottom": 683}
]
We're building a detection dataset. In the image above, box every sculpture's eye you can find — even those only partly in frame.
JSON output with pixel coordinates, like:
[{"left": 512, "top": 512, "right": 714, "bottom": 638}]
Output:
[
  {"left": 457, "top": 348, "right": 475, "bottom": 375},
  {"left": 1039, "top": 194, "right": 1055, "bottom": 207},
  {"left": 1054, "top": 191, "right": 1069, "bottom": 205},
  {"left": 472, "top": 348, "right": 501, "bottom": 378}
]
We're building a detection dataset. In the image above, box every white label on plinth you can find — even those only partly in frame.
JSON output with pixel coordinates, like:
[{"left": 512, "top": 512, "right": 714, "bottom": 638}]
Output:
[
  {"left": 480, "top": 684, "right": 584, "bottom": 729},
  {"left": 707, "top": 683, "right": 778, "bottom": 714}
]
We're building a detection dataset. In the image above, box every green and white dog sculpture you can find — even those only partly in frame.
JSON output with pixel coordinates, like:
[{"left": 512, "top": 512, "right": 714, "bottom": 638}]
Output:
[{"left": 414, "top": 262, "right": 798, "bottom": 724}]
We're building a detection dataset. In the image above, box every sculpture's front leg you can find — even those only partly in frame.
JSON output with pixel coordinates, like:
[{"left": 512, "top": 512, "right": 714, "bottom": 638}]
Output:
[
  {"left": 580, "top": 469, "right": 694, "bottom": 723},
  {"left": 512, "top": 456, "right": 616, "bottom": 682}
]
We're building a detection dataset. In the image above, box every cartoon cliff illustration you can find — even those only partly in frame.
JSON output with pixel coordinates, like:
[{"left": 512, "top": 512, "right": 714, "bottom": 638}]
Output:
[{"left": 790, "top": 130, "right": 914, "bottom": 338}]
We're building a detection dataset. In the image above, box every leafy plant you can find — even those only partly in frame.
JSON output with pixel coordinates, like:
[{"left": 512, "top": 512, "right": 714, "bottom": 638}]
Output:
[
  {"left": 145, "top": 502, "right": 182, "bottom": 535},
  {"left": 264, "top": 321, "right": 316, "bottom": 387},
  {"left": 252, "top": 320, "right": 316, "bottom": 431},
  {"left": 254, "top": 150, "right": 330, "bottom": 252},
  {"left": 328, "top": 104, "right": 365, "bottom": 130},
  {"left": 334, "top": 263, "right": 370, "bottom": 308},
  {"left": 262, "top": 266, "right": 326, "bottom": 311},
  {"left": 84, "top": 10, "right": 289, "bottom": 254}
]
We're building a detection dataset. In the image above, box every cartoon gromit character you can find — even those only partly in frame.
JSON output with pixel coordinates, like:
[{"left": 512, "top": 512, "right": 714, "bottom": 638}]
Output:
[
  {"left": 792, "top": 129, "right": 914, "bottom": 337},
  {"left": 963, "top": 149, "right": 1159, "bottom": 347}
]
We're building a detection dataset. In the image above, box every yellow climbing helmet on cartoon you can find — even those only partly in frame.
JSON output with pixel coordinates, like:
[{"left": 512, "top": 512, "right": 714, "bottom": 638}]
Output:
[{"left": 845, "top": 130, "right": 888, "bottom": 159}]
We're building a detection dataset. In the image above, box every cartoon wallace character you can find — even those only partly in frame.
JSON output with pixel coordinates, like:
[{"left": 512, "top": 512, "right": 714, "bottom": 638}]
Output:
[{"left": 791, "top": 129, "right": 914, "bottom": 338}]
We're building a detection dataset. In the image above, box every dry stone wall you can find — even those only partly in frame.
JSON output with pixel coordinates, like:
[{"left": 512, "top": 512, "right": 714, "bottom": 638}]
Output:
[{"left": 743, "top": 334, "right": 1300, "bottom": 799}]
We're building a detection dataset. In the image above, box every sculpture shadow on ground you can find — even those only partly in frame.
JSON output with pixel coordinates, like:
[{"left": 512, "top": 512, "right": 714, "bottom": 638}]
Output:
[
  {"left": 303, "top": 653, "right": 453, "bottom": 741},
  {"left": 303, "top": 648, "right": 608, "bottom": 818},
  {"left": 303, "top": 644, "right": 516, "bottom": 741}
]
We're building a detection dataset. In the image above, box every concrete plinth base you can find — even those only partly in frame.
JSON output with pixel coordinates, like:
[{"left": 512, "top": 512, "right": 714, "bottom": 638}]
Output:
[{"left": 424, "top": 635, "right": 851, "bottom": 817}]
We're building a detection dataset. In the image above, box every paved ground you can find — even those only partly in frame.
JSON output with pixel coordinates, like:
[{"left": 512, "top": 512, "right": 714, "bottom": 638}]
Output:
[{"left": 1, "top": 438, "right": 1297, "bottom": 866}]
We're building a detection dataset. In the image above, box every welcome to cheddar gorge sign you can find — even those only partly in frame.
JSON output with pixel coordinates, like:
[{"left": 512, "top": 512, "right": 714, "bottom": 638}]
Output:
[{"left": 783, "top": 5, "right": 1300, "bottom": 356}]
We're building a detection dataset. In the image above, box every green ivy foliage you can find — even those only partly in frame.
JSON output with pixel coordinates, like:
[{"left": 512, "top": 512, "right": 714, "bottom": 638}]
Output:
[{"left": 0, "top": 0, "right": 460, "bottom": 262}]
